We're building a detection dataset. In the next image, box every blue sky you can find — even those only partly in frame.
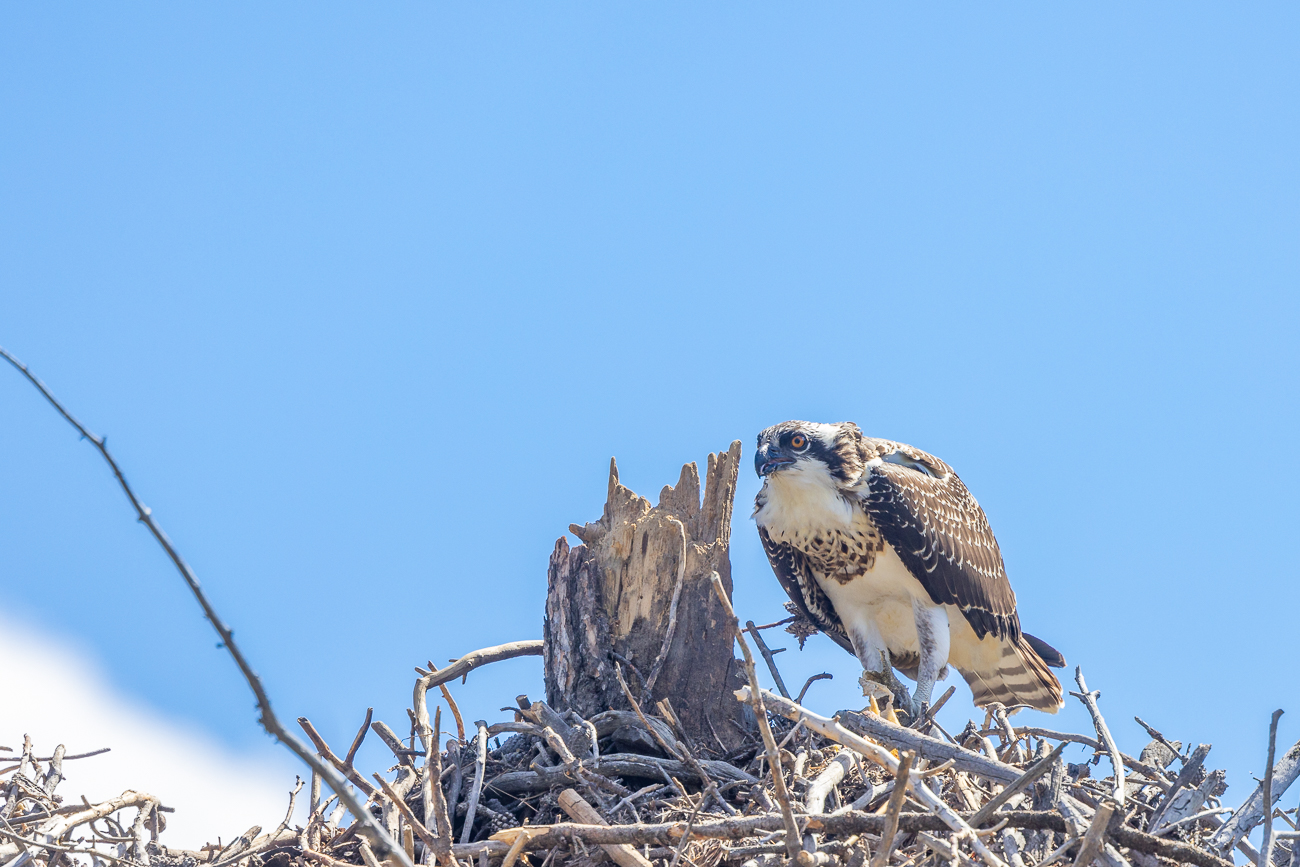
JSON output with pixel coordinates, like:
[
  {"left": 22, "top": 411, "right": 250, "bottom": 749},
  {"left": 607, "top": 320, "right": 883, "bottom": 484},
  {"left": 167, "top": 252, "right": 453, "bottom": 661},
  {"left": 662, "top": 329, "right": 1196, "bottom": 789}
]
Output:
[{"left": 2, "top": 2, "right": 1298, "bottom": 839}]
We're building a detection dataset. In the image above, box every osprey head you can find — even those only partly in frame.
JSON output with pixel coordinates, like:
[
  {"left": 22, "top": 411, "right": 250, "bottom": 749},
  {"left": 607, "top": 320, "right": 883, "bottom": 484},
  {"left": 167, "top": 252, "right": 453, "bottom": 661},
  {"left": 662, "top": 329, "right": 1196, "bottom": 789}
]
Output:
[{"left": 755, "top": 420, "right": 864, "bottom": 484}]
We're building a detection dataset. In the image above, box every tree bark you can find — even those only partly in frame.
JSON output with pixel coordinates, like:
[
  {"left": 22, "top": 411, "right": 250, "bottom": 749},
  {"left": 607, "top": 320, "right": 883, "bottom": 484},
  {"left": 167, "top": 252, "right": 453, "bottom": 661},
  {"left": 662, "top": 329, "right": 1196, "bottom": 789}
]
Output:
[{"left": 543, "top": 441, "right": 748, "bottom": 752}]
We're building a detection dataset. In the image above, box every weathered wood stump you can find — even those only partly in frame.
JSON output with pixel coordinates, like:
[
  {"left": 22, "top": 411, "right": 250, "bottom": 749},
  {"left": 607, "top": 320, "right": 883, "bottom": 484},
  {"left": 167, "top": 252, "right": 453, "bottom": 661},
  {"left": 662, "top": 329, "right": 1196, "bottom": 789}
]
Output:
[{"left": 544, "top": 441, "right": 748, "bottom": 752}]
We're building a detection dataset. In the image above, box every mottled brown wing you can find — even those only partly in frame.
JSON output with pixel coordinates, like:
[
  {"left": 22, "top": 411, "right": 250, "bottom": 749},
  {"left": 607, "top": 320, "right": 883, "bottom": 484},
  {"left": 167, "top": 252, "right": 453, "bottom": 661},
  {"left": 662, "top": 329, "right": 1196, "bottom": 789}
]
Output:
[
  {"left": 860, "top": 461, "right": 1021, "bottom": 642},
  {"left": 757, "top": 527, "right": 854, "bottom": 654}
]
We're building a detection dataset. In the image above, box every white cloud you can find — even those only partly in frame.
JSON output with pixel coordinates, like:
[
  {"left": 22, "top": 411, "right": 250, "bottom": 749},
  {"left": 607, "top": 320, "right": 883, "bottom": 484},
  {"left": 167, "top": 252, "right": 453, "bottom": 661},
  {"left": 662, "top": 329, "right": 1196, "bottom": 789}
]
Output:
[{"left": 0, "top": 614, "right": 302, "bottom": 849}]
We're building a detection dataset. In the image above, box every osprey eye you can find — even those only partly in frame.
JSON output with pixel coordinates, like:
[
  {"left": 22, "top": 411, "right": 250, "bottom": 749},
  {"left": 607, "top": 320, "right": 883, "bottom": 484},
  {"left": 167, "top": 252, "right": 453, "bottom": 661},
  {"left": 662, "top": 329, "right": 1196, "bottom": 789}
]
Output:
[{"left": 790, "top": 433, "right": 808, "bottom": 450}]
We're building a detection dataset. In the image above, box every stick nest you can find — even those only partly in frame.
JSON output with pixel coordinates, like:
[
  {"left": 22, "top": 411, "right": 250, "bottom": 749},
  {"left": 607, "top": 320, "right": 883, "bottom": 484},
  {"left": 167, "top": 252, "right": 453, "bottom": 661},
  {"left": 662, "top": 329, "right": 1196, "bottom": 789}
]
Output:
[{"left": 4, "top": 652, "right": 1294, "bottom": 867}]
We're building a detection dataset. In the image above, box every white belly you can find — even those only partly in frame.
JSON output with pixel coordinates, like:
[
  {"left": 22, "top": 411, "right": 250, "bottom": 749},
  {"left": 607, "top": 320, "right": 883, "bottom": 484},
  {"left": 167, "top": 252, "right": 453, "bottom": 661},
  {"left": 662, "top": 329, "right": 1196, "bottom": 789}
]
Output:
[
  {"left": 814, "top": 542, "right": 928, "bottom": 654},
  {"left": 814, "top": 542, "right": 1000, "bottom": 676}
]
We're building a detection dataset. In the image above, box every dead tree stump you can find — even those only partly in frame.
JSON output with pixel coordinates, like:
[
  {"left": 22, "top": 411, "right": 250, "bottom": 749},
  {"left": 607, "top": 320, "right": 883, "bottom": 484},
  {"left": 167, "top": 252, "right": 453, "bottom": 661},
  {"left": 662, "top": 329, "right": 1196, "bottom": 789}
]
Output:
[{"left": 544, "top": 441, "right": 748, "bottom": 752}]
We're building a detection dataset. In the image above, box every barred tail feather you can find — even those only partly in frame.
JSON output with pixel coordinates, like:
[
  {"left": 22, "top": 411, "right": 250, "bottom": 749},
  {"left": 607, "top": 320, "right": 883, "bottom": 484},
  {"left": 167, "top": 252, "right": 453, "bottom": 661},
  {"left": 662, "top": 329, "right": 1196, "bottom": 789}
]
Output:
[{"left": 962, "top": 636, "right": 1064, "bottom": 712}]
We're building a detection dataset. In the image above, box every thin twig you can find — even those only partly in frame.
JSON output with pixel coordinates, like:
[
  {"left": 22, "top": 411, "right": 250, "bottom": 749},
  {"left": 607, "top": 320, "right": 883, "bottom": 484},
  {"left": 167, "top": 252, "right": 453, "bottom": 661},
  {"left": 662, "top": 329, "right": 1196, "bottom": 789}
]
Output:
[
  {"left": 374, "top": 774, "right": 437, "bottom": 851},
  {"left": 748, "top": 621, "right": 795, "bottom": 701},
  {"left": 1133, "top": 717, "right": 1186, "bottom": 767},
  {"left": 0, "top": 347, "right": 412, "bottom": 867},
  {"left": 613, "top": 665, "right": 736, "bottom": 817},
  {"left": 916, "top": 686, "right": 957, "bottom": 732},
  {"left": 344, "top": 708, "right": 374, "bottom": 769},
  {"left": 422, "top": 707, "right": 455, "bottom": 865},
  {"left": 750, "top": 616, "right": 797, "bottom": 631},
  {"left": 614, "top": 664, "right": 678, "bottom": 759},
  {"left": 1038, "top": 837, "right": 1081, "bottom": 867},
  {"left": 309, "top": 769, "right": 322, "bottom": 852},
  {"left": 6, "top": 749, "right": 112, "bottom": 764},
  {"left": 1151, "top": 808, "right": 1233, "bottom": 838},
  {"left": 668, "top": 790, "right": 704, "bottom": 867},
  {"left": 439, "top": 685, "right": 467, "bottom": 743},
  {"left": 1070, "top": 668, "right": 1125, "bottom": 807},
  {"left": 372, "top": 721, "right": 416, "bottom": 768},
  {"left": 796, "top": 673, "right": 833, "bottom": 705},
  {"left": 297, "top": 717, "right": 377, "bottom": 797},
  {"left": 986, "top": 727, "right": 1169, "bottom": 787},
  {"left": 968, "top": 743, "right": 1068, "bottom": 828},
  {"left": 210, "top": 779, "right": 304, "bottom": 867},
  {"left": 709, "top": 571, "right": 802, "bottom": 862},
  {"left": 870, "top": 750, "right": 913, "bottom": 867},
  {"left": 1264, "top": 710, "right": 1286, "bottom": 867}
]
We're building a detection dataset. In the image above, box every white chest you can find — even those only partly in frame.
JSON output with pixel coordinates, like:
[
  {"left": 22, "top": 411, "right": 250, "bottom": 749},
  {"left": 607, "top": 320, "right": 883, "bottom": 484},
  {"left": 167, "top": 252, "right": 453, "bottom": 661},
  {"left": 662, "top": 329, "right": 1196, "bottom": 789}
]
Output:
[
  {"left": 755, "top": 467, "right": 856, "bottom": 538},
  {"left": 756, "top": 467, "right": 883, "bottom": 577}
]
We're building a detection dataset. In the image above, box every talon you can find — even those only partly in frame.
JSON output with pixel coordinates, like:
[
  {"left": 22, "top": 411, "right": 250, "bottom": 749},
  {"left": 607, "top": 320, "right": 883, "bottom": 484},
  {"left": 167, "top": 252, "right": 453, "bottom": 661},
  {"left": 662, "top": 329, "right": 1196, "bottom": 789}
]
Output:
[
  {"left": 866, "top": 669, "right": 921, "bottom": 726},
  {"left": 858, "top": 672, "right": 895, "bottom": 703}
]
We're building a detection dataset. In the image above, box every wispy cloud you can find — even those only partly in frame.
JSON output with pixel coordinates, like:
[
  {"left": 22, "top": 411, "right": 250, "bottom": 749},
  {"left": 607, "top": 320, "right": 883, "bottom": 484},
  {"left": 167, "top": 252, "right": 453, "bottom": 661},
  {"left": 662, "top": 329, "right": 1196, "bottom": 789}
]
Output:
[{"left": 0, "top": 614, "right": 301, "bottom": 849}]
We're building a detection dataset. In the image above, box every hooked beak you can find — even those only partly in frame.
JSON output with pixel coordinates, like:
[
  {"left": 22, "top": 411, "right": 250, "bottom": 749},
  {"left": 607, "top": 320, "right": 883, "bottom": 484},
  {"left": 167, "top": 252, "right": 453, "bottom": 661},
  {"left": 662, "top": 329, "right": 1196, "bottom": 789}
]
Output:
[{"left": 755, "top": 448, "right": 795, "bottom": 477}]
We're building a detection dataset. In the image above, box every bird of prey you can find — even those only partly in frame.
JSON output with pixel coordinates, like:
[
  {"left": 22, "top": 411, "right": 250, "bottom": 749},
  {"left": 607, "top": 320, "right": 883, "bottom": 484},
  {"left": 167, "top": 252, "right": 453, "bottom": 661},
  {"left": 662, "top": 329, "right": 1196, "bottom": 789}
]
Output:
[{"left": 753, "top": 420, "right": 1065, "bottom": 718}]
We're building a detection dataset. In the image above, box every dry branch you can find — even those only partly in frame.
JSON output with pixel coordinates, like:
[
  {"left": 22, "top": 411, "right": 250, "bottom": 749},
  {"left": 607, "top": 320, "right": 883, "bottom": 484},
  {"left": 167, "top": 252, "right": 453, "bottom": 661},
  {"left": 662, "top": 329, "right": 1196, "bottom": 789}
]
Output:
[
  {"left": 1210, "top": 713, "right": 1300, "bottom": 858},
  {"left": 711, "top": 572, "right": 802, "bottom": 861},
  {"left": 745, "top": 621, "right": 791, "bottom": 700},
  {"left": 969, "top": 743, "right": 1068, "bottom": 828},
  {"left": 0, "top": 347, "right": 411, "bottom": 867},
  {"left": 747, "top": 688, "right": 1008, "bottom": 867},
  {"left": 1071, "top": 669, "right": 1125, "bottom": 807},
  {"left": 414, "top": 642, "right": 543, "bottom": 694},
  {"left": 870, "top": 751, "right": 913, "bottom": 867},
  {"left": 1071, "top": 800, "right": 1114, "bottom": 867},
  {"left": 557, "top": 788, "right": 652, "bottom": 867}
]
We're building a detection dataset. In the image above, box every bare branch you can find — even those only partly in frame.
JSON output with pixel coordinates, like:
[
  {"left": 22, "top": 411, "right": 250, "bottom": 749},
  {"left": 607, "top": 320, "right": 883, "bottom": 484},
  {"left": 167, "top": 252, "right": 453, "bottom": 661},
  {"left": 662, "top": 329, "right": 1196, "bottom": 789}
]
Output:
[
  {"left": 710, "top": 571, "right": 802, "bottom": 861},
  {"left": 969, "top": 743, "right": 1068, "bottom": 828},
  {"left": 344, "top": 708, "right": 374, "bottom": 768},
  {"left": 870, "top": 750, "right": 913, "bottom": 867},
  {"left": 1209, "top": 726, "right": 1300, "bottom": 856},
  {"left": 1070, "top": 668, "right": 1125, "bottom": 806},
  {"left": 1070, "top": 800, "right": 1115, "bottom": 867},
  {"left": 460, "top": 722, "right": 489, "bottom": 845},
  {"left": 0, "top": 346, "right": 412, "bottom": 867},
  {"left": 796, "top": 673, "right": 833, "bottom": 705}
]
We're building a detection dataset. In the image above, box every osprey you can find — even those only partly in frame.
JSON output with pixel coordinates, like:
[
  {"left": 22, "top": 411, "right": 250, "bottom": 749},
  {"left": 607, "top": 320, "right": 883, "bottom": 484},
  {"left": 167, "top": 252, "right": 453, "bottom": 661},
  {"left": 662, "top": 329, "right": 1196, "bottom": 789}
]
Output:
[{"left": 753, "top": 421, "right": 1065, "bottom": 717}]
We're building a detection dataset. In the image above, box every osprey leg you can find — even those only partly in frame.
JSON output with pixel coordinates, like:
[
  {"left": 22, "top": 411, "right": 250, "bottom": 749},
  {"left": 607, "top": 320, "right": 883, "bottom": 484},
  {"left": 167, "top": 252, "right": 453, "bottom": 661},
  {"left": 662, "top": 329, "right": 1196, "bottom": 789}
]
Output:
[
  {"left": 911, "top": 599, "right": 951, "bottom": 711},
  {"left": 850, "top": 622, "right": 913, "bottom": 717}
]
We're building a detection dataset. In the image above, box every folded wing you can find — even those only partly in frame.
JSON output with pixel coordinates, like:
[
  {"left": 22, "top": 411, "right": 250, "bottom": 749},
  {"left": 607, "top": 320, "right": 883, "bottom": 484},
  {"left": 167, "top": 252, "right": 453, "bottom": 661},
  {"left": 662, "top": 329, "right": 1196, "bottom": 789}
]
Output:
[{"left": 856, "top": 446, "right": 1020, "bottom": 642}]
